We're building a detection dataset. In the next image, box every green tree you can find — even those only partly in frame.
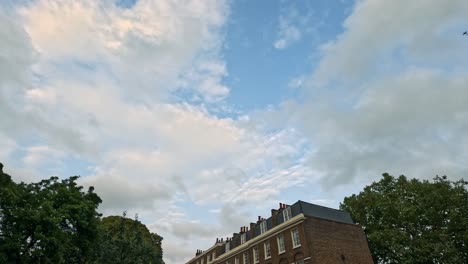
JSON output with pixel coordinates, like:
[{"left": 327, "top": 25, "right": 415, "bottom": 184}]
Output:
[
  {"left": 0, "top": 163, "right": 102, "bottom": 263},
  {"left": 340, "top": 173, "right": 468, "bottom": 264},
  {"left": 94, "top": 213, "right": 164, "bottom": 264}
]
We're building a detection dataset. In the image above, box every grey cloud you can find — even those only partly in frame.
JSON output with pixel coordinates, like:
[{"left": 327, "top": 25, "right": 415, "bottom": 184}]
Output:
[
  {"left": 292, "top": 0, "right": 468, "bottom": 187},
  {"left": 170, "top": 221, "right": 219, "bottom": 239},
  {"left": 80, "top": 174, "right": 172, "bottom": 212},
  {"left": 313, "top": 0, "right": 468, "bottom": 85},
  {"left": 0, "top": 10, "right": 93, "bottom": 156}
]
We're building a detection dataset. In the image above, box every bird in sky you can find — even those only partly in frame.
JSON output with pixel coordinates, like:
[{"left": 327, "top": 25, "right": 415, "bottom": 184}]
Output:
[{"left": 464, "top": 31, "right": 468, "bottom": 35}]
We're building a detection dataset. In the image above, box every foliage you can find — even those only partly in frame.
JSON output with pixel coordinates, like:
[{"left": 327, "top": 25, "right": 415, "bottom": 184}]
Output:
[
  {"left": 93, "top": 213, "right": 164, "bottom": 264},
  {"left": 0, "top": 162, "right": 102, "bottom": 263},
  {"left": 340, "top": 173, "right": 468, "bottom": 264},
  {"left": 0, "top": 162, "right": 164, "bottom": 264}
]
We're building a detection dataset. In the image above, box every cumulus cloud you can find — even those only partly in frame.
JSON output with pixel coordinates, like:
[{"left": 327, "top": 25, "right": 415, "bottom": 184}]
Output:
[
  {"left": 291, "top": 0, "right": 468, "bottom": 186},
  {"left": 0, "top": 1, "right": 311, "bottom": 263},
  {"left": 312, "top": 0, "right": 468, "bottom": 84}
]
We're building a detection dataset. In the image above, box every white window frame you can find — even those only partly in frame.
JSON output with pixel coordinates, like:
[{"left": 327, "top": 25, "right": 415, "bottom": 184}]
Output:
[
  {"left": 264, "top": 240, "right": 271, "bottom": 259},
  {"left": 277, "top": 233, "right": 286, "bottom": 254},
  {"left": 291, "top": 228, "right": 301, "bottom": 248},
  {"left": 253, "top": 246, "right": 259, "bottom": 263},
  {"left": 259, "top": 220, "right": 267, "bottom": 234},
  {"left": 225, "top": 241, "right": 230, "bottom": 252},
  {"left": 283, "top": 206, "right": 292, "bottom": 222},
  {"left": 240, "top": 233, "right": 246, "bottom": 244},
  {"left": 201, "top": 258, "right": 205, "bottom": 264},
  {"left": 208, "top": 254, "right": 211, "bottom": 263},
  {"left": 212, "top": 252, "right": 216, "bottom": 260},
  {"left": 234, "top": 257, "right": 239, "bottom": 264},
  {"left": 243, "top": 252, "right": 249, "bottom": 264}
]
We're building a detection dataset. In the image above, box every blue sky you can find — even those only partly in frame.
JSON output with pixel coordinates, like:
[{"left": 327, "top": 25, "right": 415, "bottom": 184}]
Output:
[{"left": 1, "top": 0, "right": 468, "bottom": 263}]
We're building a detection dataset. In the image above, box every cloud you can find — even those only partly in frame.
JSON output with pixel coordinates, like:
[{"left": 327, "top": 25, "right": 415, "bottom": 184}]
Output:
[
  {"left": 273, "top": 8, "right": 303, "bottom": 49},
  {"left": 0, "top": 2, "right": 314, "bottom": 263},
  {"left": 312, "top": 0, "right": 468, "bottom": 85},
  {"left": 19, "top": 0, "right": 229, "bottom": 102},
  {"left": 289, "top": 0, "right": 468, "bottom": 187}
]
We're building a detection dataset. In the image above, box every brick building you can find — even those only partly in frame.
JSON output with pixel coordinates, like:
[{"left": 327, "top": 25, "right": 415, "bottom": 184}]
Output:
[{"left": 185, "top": 200, "right": 373, "bottom": 264}]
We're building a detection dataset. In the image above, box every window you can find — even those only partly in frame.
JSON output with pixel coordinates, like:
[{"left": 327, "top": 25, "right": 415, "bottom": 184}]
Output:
[
  {"left": 235, "top": 257, "right": 239, "bottom": 264},
  {"left": 277, "top": 233, "right": 286, "bottom": 254},
  {"left": 212, "top": 252, "right": 216, "bottom": 260},
  {"left": 201, "top": 258, "right": 205, "bottom": 264},
  {"left": 260, "top": 220, "right": 267, "bottom": 234},
  {"left": 225, "top": 241, "right": 230, "bottom": 252},
  {"left": 264, "top": 241, "right": 271, "bottom": 259},
  {"left": 253, "top": 247, "right": 259, "bottom": 263},
  {"left": 283, "top": 206, "right": 292, "bottom": 222},
  {"left": 243, "top": 252, "right": 249, "bottom": 264},
  {"left": 208, "top": 255, "right": 211, "bottom": 263},
  {"left": 241, "top": 233, "right": 246, "bottom": 244},
  {"left": 291, "top": 228, "right": 301, "bottom": 248}
]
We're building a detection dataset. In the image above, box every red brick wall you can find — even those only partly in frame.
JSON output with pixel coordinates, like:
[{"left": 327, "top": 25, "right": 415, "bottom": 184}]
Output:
[{"left": 304, "top": 217, "right": 373, "bottom": 264}]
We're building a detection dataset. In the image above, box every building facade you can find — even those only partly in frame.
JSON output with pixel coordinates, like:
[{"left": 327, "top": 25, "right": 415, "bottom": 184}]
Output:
[{"left": 186, "top": 200, "right": 373, "bottom": 264}]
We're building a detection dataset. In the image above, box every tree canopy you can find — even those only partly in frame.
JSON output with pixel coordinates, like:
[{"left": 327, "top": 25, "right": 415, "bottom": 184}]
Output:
[
  {"left": 94, "top": 214, "right": 164, "bottom": 264},
  {"left": 0, "top": 163, "right": 102, "bottom": 263},
  {"left": 340, "top": 173, "right": 468, "bottom": 264},
  {"left": 0, "top": 163, "right": 164, "bottom": 264}
]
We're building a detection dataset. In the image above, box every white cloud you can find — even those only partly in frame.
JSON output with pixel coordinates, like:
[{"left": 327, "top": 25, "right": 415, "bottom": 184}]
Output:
[
  {"left": 288, "top": 0, "right": 468, "bottom": 187},
  {"left": 273, "top": 9, "right": 303, "bottom": 49},
  {"left": 0, "top": 2, "right": 312, "bottom": 264},
  {"left": 19, "top": 0, "right": 229, "bottom": 102},
  {"left": 23, "top": 145, "right": 65, "bottom": 168},
  {"left": 312, "top": 0, "right": 468, "bottom": 85}
]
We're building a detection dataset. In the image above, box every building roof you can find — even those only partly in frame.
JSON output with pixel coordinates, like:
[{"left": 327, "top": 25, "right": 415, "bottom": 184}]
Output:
[
  {"left": 187, "top": 200, "right": 355, "bottom": 263},
  {"left": 296, "top": 200, "right": 354, "bottom": 224}
]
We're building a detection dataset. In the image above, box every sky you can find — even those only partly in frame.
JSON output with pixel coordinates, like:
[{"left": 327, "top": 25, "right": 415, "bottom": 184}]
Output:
[{"left": 1, "top": 0, "right": 468, "bottom": 263}]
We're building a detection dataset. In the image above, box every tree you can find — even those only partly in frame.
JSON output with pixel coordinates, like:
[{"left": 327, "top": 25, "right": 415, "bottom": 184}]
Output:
[
  {"left": 340, "top": 173, "right": 468, "bottom": 264},
  {"left": 0, "top": 163, "right": 102, "bottom": 263},
  {"left": 94, "top": 213, "right": 164, "bottom": 264}
]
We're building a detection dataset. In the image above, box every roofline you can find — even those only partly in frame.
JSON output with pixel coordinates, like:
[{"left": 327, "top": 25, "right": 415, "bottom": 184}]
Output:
[
  {"left": 187, "top": 242, "right": 223, "bottom": 263},
  {"left": 214, "top": 213, "right": 306, "bottom": 262}
]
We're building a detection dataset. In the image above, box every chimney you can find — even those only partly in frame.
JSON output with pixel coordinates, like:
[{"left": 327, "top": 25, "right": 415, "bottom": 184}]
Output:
[
  {"left": 279, "top": 202, "right": 283, "bottom": 209},
  {"left": 250, "top": 222, "right": 255, "bottom": 232},
  {"left": 271, "top": 208, "right": 279, "bottom": 226}
]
